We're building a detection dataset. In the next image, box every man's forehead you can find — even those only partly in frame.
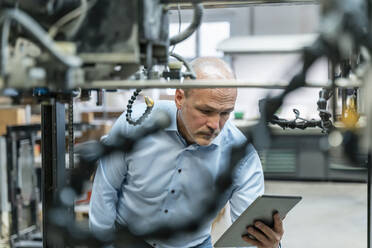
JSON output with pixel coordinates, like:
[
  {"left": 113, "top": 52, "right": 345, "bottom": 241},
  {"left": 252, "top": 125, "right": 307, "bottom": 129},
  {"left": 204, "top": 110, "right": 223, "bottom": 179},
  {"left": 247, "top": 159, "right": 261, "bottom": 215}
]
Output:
[
  {"left": 188, "top": 88, "right": 237, "bottom": 98},
  {"left": 188, "top": 88, "right": 237, "bottom": 109}
]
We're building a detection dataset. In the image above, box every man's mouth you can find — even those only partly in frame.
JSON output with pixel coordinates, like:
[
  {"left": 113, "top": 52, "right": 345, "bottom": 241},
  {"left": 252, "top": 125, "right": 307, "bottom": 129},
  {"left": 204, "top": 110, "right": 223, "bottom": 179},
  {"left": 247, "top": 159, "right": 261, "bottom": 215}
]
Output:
[{"left": 199, "top": 132, "right": 216, "bottom": 138}]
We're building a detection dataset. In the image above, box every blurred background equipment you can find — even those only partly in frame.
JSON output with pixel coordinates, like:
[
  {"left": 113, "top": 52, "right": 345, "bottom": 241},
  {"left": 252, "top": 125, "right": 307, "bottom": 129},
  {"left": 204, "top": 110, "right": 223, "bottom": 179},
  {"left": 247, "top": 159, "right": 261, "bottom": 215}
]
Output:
[{"left": 1, "top": 0, "right": 372, "bottom": 247}]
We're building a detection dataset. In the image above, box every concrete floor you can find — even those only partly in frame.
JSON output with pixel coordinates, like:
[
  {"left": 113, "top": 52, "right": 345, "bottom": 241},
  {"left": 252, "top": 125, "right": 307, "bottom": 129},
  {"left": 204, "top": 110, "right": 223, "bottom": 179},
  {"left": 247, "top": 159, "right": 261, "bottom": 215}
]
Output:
[{"left": 211, "top": 181, "right": 367, "bottom": 248}]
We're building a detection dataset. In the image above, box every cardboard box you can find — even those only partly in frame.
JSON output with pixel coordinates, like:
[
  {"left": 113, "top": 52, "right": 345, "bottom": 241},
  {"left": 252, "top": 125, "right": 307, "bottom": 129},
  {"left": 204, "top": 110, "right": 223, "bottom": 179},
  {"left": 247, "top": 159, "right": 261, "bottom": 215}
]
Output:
[
  {"left": 0, "top": 107, "right": 26, "bottom": 135},
  {"left": 0, "top": 97, "right": 11, "bottom": 105},
  {"left": 30, "top": 114, "right": 41, "bottom": 124},
  {"left": 81, "top": 112, "right": 94, "bottom": 123}
]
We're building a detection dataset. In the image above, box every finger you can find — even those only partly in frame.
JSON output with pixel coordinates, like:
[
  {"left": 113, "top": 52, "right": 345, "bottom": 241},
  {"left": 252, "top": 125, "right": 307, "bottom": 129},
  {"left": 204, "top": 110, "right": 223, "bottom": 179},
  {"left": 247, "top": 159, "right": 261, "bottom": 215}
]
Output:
[
  {"left": 273, "top": 213, "right": 284, "bottom": 236},
  {"left": 242, "top": 234, "right": 261, "bottom": 247},
  {"left": 254, "top": 221, "right": 281, "bottom": 242},
  {"left": 247, "top": 226, "right": 270, "bottom": 246}
]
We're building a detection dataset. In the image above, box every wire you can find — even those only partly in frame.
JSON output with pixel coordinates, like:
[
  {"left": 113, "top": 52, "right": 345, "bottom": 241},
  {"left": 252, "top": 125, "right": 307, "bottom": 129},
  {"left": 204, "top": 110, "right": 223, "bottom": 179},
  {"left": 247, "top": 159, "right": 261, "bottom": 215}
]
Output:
[
  {"left": 48, "top": 0, "right": 90, "bottom": 39},
  {"left": 65, "top": 0, "right": 88, "bottom": 38},
  {"left": 126, "top": 89, "right": 154, "bottom": 126},
  {"left": 169, "top": 52, "right": 196, "bottom": 79},
  {"left": 169, "top": 3, "right": 203, "bottom": 46},
  {"left": 269, "top": 109, "right": 323, "bottom": 130},
  {"left": 48, "top": 4, "right": 82, "bottom": 38},
  {"left": 68, "top": 96, "right": 74, "bottom": 169},
  {"left": 267, "top": 66, "right": 334, "bottom": 133},
  {"left": 0, "top": 9, "right": 82, "bottom": 68},
  {"left": 1, "top": 17, "right": 10, "bottom": 79},
  {"left": 170, "top": 4, "right": 181, "bottom": 54}
]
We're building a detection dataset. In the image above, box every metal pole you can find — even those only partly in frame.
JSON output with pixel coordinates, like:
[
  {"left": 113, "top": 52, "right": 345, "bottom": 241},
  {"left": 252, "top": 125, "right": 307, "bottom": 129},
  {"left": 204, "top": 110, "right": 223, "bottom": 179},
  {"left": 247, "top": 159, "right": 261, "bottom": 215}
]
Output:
[
  {"left": 41, "top": 100, "right": 66, "bottom": 248},
  {"left": 68, "top": 97, "right": 74, "bottom": 170},
  {"left": 30, "top": 132, "right": 39, "bottom": 230},
  {"left": 0, "top": 136, "right": 9, "bottom": 240},
  {"left": 196, "top": 26, "right": 201, "bottom": 58},
  {"left": 41, "top": 102, "right": 52, "bottom": 248},
  {"left": 80, "top": 79, "right": 330, "bottom": 90},
  {"left": 328, "top": 60, "right": 337, "bottom": 123},
  {"left": 249, "top": 6, "right": 254, "bottom": 36},
  {"left": 6, "top": 130, "right": 19, "bottom": 237},
  {"left": 368, "top": 152, "right": 371, "bottom": 248}
]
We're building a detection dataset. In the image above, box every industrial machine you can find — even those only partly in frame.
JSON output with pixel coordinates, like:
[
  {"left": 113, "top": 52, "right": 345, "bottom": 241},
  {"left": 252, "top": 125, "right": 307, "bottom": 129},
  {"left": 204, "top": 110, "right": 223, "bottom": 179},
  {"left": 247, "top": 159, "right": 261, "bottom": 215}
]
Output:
[{"left": 0, "top": 0, "right": 372, "bottom": 247}]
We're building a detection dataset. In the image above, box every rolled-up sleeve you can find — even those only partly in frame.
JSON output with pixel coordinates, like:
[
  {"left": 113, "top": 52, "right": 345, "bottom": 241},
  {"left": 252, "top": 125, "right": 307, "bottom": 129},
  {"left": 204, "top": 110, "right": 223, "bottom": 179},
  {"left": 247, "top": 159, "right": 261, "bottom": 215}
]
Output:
[
  {"left": 229, "top": 146, "right": 264, "bottom": 223},
  {"left": 89, "top": 148, "right": 128, "bottom": 241}
]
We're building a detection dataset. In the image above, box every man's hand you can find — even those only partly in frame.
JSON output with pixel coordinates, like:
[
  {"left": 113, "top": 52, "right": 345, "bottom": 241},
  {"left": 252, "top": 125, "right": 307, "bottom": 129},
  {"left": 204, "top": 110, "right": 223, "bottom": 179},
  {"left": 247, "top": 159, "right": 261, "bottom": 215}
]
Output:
[{"left": 241, "top": 212, "right": 284, "bottom": 248}]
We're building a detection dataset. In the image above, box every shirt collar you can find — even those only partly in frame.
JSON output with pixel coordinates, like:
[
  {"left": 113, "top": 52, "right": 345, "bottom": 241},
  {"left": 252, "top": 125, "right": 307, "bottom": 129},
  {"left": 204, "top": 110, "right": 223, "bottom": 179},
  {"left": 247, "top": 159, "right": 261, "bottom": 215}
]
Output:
[
  {"left": 164, "top": 104, "right": 178, "bottom": 132},
  {"left": 210, "top": 132, "right": 223, "bottom": 147}
]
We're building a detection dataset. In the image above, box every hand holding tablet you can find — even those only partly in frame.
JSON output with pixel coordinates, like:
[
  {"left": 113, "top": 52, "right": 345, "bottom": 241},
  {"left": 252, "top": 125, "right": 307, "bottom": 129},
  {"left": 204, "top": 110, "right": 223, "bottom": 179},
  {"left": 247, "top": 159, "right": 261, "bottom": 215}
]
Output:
[{"left": 214, "top": 195, "right": 302, "bottom": 247}]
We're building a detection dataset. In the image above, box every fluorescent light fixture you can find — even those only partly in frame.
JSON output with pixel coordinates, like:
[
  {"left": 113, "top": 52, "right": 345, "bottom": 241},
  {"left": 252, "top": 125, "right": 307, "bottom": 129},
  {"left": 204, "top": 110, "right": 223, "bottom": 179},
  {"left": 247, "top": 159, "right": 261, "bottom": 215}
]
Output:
[{"left": 217, "top": 34, "right": 318, "bottom": 54}]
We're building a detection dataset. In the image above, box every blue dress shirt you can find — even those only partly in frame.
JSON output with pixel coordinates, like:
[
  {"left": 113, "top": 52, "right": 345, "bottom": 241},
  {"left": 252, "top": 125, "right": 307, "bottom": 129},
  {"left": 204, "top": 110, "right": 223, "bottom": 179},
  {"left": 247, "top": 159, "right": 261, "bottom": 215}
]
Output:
[{"left": 89, "top": 100, "right": 264, "bottom": 248}]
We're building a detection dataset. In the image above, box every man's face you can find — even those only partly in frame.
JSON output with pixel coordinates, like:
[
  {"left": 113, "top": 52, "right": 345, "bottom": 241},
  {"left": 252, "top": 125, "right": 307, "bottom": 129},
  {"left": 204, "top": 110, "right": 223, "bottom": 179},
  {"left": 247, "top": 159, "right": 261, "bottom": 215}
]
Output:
[{"left": 175, "top": 88, "right": 237, "bottom": 146}]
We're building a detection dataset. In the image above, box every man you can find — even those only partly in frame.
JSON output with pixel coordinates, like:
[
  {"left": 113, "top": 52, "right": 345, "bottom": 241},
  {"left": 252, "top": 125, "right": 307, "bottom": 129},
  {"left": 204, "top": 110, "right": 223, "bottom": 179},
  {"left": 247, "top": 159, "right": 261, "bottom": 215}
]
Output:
[{"left": 89, "top": 57, "right": 284, "bottom": 248}]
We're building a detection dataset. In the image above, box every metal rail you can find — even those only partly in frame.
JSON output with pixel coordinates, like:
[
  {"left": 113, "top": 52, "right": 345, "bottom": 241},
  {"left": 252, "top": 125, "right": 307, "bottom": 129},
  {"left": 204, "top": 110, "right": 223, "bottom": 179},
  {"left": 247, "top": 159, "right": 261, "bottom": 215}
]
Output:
[
  {"left": 81, "top": 79, "right": 330, "bottom": 90},
  {"left": 163, "top": 0, "right": 319, "bottom": 9}
]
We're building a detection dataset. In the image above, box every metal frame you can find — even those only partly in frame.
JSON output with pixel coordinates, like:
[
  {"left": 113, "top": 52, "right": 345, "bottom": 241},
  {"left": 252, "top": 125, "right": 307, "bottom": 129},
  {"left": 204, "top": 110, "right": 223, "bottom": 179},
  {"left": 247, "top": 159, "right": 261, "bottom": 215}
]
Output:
[
  {"left": 164, "top": 0, "right": 319, "bottom": 9},
  {"left": 6, "top": 126, "right": 38, "bottom": 237},
  {"left": 2, "top": 121, "right": 96, "bottom": 247},
  {"left": 5, "top": 124, "right": 41, "bottom": 247},
  {"left": 39, "top": 103, "right": 96, "bottom": 248},
  {"left": 0, "top": 137, "right": 7, "bottom": 213},
  {"left": 368, "top": 152, "right": 371, "bottom": 248},
  {"left": 41, "top": 100, "right": 67, "bottom": 248},
  {"left": 81, "top": 79, "right": 329, "bottom": 90},
  {"left": 0, "top": 136, "right": 8, "bottom": 241}
]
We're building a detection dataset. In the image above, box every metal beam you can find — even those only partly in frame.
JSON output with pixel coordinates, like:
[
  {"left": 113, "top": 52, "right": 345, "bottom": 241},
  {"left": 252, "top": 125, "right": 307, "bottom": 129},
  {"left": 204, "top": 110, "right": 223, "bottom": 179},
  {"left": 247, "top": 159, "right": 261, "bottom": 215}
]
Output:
[
  {"left": 41, "top": 100, "right": 66, "bottom": 248},
  {"left": 6, "top": 130, "right": 19, "bottom": 237},
  {"left": 369, "top": 152, "right": 371, "bottom": 248},
  {"left": 81, "top": 79, "right": 329, "bottom": 90},
  {"left": 0, "top": 138, "right": 6, "bottom": 213},
  {"left": 163, "top": 0, "right": 319, "bottom": 9},
  {"left": 0, "top": 137, "right": 9, "bottom": 240}
]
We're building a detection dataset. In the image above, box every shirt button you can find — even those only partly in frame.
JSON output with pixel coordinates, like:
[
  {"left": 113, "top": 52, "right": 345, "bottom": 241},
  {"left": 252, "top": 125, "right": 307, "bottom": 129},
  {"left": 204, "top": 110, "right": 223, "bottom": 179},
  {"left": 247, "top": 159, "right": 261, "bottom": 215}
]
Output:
[
  {"left": 164, "top": 209, "right": 168, "bottom": 213},
  {"left": 171, "top": 190, "right": 175, "bottom": 194},
  {"left": 178, "top": 169, "right": 182, "bottom": 173}
]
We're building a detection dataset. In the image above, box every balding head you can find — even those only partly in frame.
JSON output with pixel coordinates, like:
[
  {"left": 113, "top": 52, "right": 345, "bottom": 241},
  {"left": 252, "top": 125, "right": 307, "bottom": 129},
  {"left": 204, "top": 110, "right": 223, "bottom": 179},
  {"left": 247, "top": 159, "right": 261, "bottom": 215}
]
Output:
[
  {"left": 191, "top": 57, "right": 235, "bottom": 80},
  {"left": 184, "top": 57, "right": 236, "bottom": 97},
  {"left": 175, "top": 57, "right": 237, "bottom": 146}
]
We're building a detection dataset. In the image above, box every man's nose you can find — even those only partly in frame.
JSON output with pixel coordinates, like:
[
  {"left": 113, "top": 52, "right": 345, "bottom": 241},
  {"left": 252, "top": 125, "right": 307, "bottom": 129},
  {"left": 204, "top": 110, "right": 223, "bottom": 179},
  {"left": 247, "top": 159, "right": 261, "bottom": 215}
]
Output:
[{"left": 207, "top": 115, "right": 220, "bottom": 131}]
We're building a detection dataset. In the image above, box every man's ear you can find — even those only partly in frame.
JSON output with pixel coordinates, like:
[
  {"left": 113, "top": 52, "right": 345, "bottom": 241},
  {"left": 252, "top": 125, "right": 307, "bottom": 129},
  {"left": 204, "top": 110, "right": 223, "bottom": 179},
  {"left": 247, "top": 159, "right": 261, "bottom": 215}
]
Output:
[{"left": 175, "top": 89, "right": 186, "bottom": 110}]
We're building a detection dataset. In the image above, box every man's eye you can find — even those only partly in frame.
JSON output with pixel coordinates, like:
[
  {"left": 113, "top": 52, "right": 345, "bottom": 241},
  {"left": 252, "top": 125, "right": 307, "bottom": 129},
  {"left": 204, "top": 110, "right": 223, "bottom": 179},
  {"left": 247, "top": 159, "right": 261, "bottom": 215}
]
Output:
[
  {"left": 200, "top": 109, "right": 212, "bottom": 114},
  {"left": 221, "top": 112, "right": 230, "bottom": 116}
]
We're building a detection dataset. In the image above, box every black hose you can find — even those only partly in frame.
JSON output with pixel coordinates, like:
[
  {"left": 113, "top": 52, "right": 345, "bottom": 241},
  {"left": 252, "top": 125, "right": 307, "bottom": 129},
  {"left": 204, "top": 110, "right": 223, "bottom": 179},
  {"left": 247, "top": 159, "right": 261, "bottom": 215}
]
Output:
[
  {"left": 126, "top": 89, "right": 154, "bottom": 126},
  {"left": 169, "top": 3, "right": 203, "bottom": 46}
]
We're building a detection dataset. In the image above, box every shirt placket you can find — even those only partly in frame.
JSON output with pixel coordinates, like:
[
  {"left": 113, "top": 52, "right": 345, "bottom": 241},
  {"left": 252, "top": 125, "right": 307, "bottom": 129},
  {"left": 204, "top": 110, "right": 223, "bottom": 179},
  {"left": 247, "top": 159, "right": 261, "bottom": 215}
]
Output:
[{"left": 160, "top": 145, "right": 198, "bottom": 221}]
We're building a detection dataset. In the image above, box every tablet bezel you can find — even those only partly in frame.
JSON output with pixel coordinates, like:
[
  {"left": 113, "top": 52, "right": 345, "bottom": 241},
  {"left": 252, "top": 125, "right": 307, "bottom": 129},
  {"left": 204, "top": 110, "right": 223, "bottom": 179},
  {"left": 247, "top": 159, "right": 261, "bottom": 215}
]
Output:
[{"left": 214, "top": 194, "right": 302, "bottom": 247}]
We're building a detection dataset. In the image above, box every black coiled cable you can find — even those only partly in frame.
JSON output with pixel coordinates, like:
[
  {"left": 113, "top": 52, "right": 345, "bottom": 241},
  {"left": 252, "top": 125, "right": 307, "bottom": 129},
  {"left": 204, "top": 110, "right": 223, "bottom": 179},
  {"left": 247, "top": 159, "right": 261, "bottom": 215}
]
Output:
[{"left": 126, "top": 89, "right": 154, "bottom": 126}]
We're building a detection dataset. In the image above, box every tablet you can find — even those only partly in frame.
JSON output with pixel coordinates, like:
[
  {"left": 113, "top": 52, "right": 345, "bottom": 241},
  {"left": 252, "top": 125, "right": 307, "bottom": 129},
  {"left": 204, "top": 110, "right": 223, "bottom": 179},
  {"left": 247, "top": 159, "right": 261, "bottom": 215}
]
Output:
[{"left": 214, "top": 195, "right": 302, "bottom": 247}]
